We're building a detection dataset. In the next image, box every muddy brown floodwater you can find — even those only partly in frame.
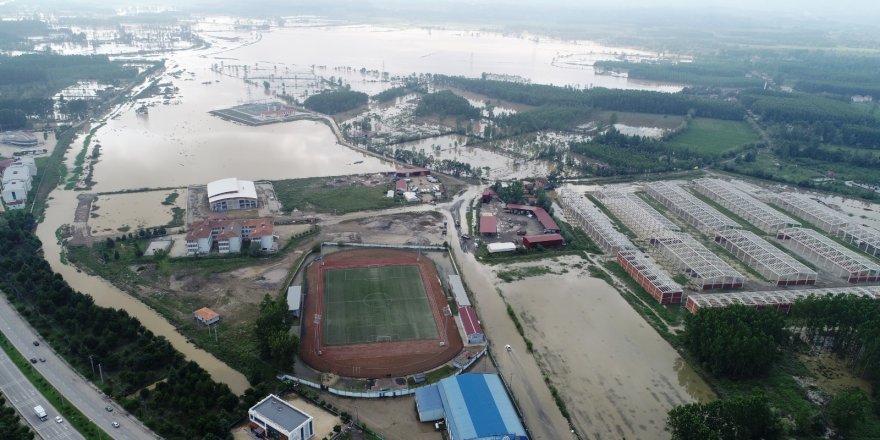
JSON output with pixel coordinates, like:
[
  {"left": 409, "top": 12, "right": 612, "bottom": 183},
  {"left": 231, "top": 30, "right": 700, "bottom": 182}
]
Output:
[
  {"left": 36, "top": 188, "right": 251, "bottom": 395},
  {"left": 503, "top": 267, "right": 715, "bottom": 439}
]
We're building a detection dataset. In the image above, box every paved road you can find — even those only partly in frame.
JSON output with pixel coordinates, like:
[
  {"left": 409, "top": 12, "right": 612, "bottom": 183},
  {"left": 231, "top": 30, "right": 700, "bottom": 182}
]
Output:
[
  {"left": 0, "top": 297, "right": 160, "bottom": 440},
  {"left": 0, "top": 349, "right": 84, "bottom": 440}
]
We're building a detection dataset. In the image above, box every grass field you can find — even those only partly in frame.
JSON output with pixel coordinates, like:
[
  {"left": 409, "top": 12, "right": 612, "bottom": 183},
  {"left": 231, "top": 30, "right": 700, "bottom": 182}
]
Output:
[
  {"left": 272, "top": 176, "right": 398, "bottom": 214},
  {"left": 666, "top": 118, "right": 759, "bottom": 155},
  {"left": 323, "top": 265, "right": 437, "bottom": 345}
]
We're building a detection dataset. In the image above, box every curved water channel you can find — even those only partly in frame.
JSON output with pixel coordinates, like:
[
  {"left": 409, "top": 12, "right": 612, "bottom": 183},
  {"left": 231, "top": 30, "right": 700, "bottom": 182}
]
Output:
[{"left": 36, "top": 189, "right": 252, "bottom": 394}]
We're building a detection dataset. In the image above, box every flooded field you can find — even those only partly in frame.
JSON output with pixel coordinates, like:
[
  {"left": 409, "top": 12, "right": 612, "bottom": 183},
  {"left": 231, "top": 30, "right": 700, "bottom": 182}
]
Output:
[
  {"left": 501, "top": 260, "right": 714, "bottom": 439},
  {"left": 395, "top": 135, "right": 553, "bottom": 179},
  {"left": 88, "top": 65, "right": 393, "bottom": 192},
  {"left": 73, "top": 19, "right": 690, "bottom": 194},
  {"left": 614, "top": 123, "right": 666, "bottom": 138},
  {"left": 812, "top": 193, "right": 880, "bottom": 231},
  {"left": 213, "top": 24, "right": 683, "bottom": 92},
  {"left": 88, "top": 189, "right": 183, "bottom": 234}
]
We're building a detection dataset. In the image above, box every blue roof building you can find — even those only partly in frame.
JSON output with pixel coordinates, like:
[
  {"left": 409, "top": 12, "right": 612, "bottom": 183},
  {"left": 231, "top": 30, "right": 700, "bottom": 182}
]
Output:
[{"left": 414, "top": 373, "right": 528, "bottom": 440}]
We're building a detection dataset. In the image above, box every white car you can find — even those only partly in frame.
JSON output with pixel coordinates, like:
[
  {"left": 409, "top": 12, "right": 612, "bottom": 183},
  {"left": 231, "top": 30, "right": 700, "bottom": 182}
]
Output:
[
  {"left": 112, "top": 421, "right": 120, "bottom": 428},
  {"left": 55, "top": 416, "right": 63, "bottom": 423}
]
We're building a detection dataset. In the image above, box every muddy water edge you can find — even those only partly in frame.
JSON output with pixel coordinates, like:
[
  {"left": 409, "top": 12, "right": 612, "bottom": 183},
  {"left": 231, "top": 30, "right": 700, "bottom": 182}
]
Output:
[{"left": 36, "top": 188, "right": 251, "bottom": 394}]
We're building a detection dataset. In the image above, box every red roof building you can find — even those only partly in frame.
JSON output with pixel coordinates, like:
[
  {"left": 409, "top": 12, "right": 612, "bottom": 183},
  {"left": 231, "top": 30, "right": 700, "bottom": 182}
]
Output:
[
  {"left": 193, "top": 307, "right": 220, "bottom": 325},
  {"left": 522, "top": 233, "right": 565, "bottom": 249},
  {"left": 390, "top": 167, "right": 431, "bottom": 177},
  {"left": 505, "top": 205, "right": 560, "bottom": 233},
  {"left": 395, "top": 179, "right": 407, "bottom": 193},
  {"left": 458, "top": 306, "right": 484, "bottom": 344},
  {"left": 479, "top": 215, "right": 497, "bottom": 236},
  {"left": 482, "top": 189, "right": 496, "bottom": 203}
]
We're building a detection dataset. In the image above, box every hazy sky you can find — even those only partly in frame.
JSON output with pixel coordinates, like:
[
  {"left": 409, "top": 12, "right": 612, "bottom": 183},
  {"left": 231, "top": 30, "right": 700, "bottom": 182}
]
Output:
[{"left": 6, "top": 0, "right": 880, "bottom": 27}]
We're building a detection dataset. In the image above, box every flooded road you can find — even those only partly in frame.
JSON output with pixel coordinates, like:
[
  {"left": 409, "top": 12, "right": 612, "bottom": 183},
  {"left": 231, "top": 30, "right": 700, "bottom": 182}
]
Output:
[
  {"left": 442, "top": 188, "right": 713, "bottom": 439},
  {"left": 445, "top": 188, "right": 572, "bottom": 440},
  {"left": 504, "top": 267, "right": 714, "bottom": 439},
  {"left": 35, "top": 188, "right": 251, "bottom": 395}
]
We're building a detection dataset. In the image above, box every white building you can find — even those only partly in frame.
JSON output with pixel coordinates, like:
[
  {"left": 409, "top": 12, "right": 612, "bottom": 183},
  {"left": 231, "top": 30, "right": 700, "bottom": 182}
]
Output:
[
  {"left": 1, "top": 180, "right": 28, "bottom": 210},
  {"left": 207, "top": 177, "right": 258, "bottom": 212},
  {"left": 2, "top": 165, "right": 31, "bottom": 188},
  {"left": 287, "top": 286, "right": 302, "bottom": 318},
  {"left": 248, "top": 395, "right": 314, "bottom": 440},
  {"left": 186, "top": 218, "right": 275, "bottom": 255},
  {"left": 1, "top": 163, "right": 33, "bottom": 210}
]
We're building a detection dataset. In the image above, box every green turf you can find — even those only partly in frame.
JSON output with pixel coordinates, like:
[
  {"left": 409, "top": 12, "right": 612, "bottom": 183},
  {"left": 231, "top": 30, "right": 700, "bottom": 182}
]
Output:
[
  {"left": 323, "top": 265, "right": 438, "bottom": 345},
  {"left": 666, "top": 118, "right": 760, "bottom": 155}
]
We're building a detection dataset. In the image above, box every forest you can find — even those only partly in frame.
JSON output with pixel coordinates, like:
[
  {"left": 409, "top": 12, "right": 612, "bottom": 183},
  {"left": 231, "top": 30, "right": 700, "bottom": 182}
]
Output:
[
  {"left": 569, "top": 127, "right": 703, "bottom": 175},
  {"left": 0, "top": 54, "right": 138, "bottom": 99},
  {"left": 415, "top": 90, "right": 481, "bottom": 120},
  {"left": 0, "top": 213, "right": 242, "bottom": 439},
  {"left": 303, "top": 89, "right": 368, "bottom": 114},
  {"left": 0, "top": 396, "right": 32, "bottom": 440},
  {"left": 597, "top": 50, "right": 880, "bottom": 96},
  {"left": 434, "top": 75, "right": 746, "bottom": 121},
  {"left": 669, "top": 297, "right": 880, "bottom": 438},
  {"left": 0, "top": 20, "right": 48, "bottom": 51}
]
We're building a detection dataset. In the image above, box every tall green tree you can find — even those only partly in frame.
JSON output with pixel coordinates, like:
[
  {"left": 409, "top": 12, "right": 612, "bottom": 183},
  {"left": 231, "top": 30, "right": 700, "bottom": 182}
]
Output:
[
  {"left": 667, "top": 393, "right": 781, "bottom": 440},
  {"left": 683, "top": 305, "right": 787, "bottom": 379},
  {"left": 827, "top": 388, "right": 870, "bottom": 435}
]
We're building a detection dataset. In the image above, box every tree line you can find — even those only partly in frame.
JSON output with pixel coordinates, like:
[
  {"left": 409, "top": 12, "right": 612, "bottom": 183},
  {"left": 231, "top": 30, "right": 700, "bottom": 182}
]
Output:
[
  {"left": 569, "top": 127, "right": 703, "bottom": 175},
  {"left": 433, "top": 75, "right": 746, "bottom": 121},
  {"left": 415, "top": 90, "right": 481, "bottom": 120},
  {"left": 0, "top": 212, "right": 242, "bottom": 439},
  {"left": 303, "top": 89, "right": 368, "bottom": 114},
  {"left": 668, "top": 296, "right": 880, "bottom": 438},
  {"left": 600, "top": 50, "right": 880, "bottom": 98}
]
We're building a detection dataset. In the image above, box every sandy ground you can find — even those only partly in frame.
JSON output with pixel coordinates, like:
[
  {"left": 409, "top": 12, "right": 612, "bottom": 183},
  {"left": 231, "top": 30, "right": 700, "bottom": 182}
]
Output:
[
  {"left": 500, "top": 257, "right": 715, "bottom": 440},
  {"left": 231, "top": 392, "right": 342, "bottom": 440},
  {"left": 322, "top": 211, "right": 447, "bottom": 246}
]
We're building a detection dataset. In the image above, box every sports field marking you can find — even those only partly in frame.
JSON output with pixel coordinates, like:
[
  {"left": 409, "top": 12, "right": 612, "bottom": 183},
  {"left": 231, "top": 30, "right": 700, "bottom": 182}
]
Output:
[{"left": 322, "top": 265, "right": 438, "bottom": 346}]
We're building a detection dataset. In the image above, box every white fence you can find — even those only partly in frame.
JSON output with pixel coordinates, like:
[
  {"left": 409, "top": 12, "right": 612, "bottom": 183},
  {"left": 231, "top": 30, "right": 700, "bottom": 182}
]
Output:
[
  {"left": 321, "top": 241, "right": 447, "bottom": 251},
  {"left": 278, "top": 348, "right": 487, "bottom": 398}
]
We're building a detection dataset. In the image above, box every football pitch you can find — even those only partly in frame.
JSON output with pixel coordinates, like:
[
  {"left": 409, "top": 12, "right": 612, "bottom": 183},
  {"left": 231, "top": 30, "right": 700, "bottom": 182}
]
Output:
[{"left": 323, "top": 265, "right": 439, "bottom": 346}]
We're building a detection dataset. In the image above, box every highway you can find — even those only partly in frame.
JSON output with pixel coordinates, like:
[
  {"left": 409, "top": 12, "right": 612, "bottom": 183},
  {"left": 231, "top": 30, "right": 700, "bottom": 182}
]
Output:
[
  {"left": 0, "top": 297, "right": 160, "bottom": 440},
  {"left": 0, "top": 348, "right": 84, "bottom": 440}
]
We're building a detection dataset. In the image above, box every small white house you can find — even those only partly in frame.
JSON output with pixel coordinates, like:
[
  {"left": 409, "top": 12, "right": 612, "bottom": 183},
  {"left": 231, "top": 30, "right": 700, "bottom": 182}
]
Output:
[
  {"left": 403, "top": 191, "right": 420, "bottom": 203},
  {"left": 249, "top": 395, "right": 314, "bottom": 440},
  {"left": 287, "top": 286, "right": 302, "bottom": 318},
  {"left": 1, "top": 179, "right": 28, "bottom": 209}
]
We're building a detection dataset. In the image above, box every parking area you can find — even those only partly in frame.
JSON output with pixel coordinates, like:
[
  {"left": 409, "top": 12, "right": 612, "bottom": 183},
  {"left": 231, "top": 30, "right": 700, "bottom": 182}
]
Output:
[{"left": 477, "top": 200, "right": 549, "bottom": 245}]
